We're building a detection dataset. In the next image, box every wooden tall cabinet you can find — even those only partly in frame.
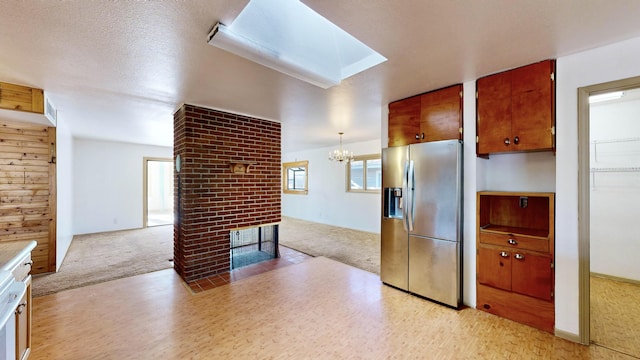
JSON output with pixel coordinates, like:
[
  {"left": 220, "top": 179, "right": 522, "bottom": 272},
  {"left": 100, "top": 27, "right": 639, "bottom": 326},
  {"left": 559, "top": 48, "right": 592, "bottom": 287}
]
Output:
[
  {"left": 476, "top": 191, "right": 555, "bottom": 333},
  {"left": 476, "top": 60, "right": 555, "bottom": 156},
  {"left": 388, "top": 84, "right": 462, "bottom": 146}
]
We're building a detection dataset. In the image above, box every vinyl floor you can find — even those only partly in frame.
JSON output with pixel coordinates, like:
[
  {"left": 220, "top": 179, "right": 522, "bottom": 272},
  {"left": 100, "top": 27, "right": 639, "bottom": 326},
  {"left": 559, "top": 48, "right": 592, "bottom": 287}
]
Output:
[
  {"left": 30, "top": 255, "right": 635, "bottom": 359},
  {"left": 590, "top": 274, "right": 640, "bottom": 358}
]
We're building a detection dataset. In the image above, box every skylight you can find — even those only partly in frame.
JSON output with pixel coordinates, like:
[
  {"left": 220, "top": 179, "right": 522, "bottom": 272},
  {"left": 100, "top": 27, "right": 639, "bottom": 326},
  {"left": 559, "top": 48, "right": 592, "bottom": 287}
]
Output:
[{"left": 207, "top": 0, "right": 387, "bottom": 89}]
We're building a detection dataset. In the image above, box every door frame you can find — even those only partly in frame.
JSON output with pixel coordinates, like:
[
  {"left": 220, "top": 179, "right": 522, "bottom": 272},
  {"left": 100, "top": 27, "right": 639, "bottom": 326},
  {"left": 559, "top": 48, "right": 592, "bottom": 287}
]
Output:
[
  {"left": 142, "top": 157, "right": 173, "bottom": 228},
  {"left": 577, "top": 75, "right": 640, "bottom": 345}
]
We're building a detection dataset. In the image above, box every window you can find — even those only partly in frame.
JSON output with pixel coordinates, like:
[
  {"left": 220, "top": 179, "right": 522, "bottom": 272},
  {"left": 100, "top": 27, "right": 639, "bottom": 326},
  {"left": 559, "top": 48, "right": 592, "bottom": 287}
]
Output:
[
  {"left": 347, "top": 154, "right": 381, "bottom": 193},
  {"left": 283, "top": 160, "right": 308, "bottom": 195}
]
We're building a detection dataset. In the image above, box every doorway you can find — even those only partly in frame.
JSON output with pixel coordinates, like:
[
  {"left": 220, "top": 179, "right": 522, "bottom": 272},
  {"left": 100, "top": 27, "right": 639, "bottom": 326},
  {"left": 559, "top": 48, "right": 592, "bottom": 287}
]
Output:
[
  {"left": 143, "top": 158, "right": 174, "bottom": 227},
  {"left": 578, "top": 77, "right": 640, "bottom": 355}
]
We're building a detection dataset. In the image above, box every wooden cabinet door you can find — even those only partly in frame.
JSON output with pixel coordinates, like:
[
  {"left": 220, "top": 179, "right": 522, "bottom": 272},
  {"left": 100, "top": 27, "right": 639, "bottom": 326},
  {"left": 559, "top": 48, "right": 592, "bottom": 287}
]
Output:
[
  {"left": 511, "top": 252, "right": 553, "bottom": 301},
  {"left": 420, "top": 84, "right": 462, "bottom": 142},
  {"left": 388, "top": 96, "right": 421, "bottom": 147},
  {"left": 477, "top": 247, "right": 511, "bottom": 291},
  {"left": 477, "top": 71, "right": 512, "bottom": 155},
  {"left": 511, "top": 60, "right": 555, "bottom": 152}
]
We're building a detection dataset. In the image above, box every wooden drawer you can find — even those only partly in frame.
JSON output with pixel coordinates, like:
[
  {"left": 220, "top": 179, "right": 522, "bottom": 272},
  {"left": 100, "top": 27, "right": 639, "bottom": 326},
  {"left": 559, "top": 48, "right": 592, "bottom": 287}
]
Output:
[
  {"left": 479, "top": 231, "right": 549, "bottom": 253},
  {"left": 12, "top": 253, "right": 33, "bottom": 282}
]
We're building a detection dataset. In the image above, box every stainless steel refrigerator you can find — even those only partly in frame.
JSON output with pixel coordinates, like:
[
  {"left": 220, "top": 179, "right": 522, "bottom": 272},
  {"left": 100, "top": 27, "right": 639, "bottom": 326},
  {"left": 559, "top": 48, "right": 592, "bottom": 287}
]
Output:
[{"left": 381, "top": 140, "right": 462, "bottom": 308}]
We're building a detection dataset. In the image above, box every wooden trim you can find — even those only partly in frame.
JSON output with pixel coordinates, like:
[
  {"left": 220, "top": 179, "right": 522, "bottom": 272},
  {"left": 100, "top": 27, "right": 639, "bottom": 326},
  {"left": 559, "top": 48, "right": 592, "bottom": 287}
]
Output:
[
  {"left": 591, "top": 272, "right": 640, "bottom": 286},
  {"left": 48, "top": 127, "right": 57, "bottom": 272},
  {"left": 577, "top": 76, "right": 640, "bottom": 346},
  {"left": 282, "top": 160, "right": 308, "bottom": 195},
  {"left": 346, "top": 153, "right": 381, "bottom": 193},
  {"left": 577, "top": 85, "right": 591, "bottom": 346}
]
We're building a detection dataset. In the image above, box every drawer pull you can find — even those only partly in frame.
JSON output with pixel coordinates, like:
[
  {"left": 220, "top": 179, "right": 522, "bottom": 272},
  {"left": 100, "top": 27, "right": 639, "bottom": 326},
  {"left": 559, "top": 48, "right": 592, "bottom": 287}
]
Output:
[
  {"left": 514, "top": 253, "right": 525, "bottom": 260},
  {"left": 24, "top": 260, "right": 33, "bottom": 267},
  {"left": 507, "top": 239, "right": 517, "bottom": 245},
  {"left": 499, "top": 251, "right": 509, "bottom": 258}
]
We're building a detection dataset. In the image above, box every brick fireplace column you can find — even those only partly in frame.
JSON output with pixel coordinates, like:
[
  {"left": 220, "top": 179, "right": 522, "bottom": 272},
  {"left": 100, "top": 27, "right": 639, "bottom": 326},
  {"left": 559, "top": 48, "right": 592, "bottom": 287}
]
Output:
[{"left": 173, "top": 104, "right": 281, "bottom": 282}]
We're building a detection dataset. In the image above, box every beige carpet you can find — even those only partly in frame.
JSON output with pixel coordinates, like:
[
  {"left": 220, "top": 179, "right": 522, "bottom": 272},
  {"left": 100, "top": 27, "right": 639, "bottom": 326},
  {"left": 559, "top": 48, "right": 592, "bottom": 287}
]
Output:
[
  {"left": 279, "top": 216, "right": 380, "bottom": 275},
  {"left": 32, "top": 225, "right": 174, "bottom": 297}
]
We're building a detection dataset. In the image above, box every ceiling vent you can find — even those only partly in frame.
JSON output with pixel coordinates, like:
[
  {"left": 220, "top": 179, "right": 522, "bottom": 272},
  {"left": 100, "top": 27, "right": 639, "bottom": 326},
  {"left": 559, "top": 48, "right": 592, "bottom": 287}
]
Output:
[{"left": 44, "top": 95, "right": 57, "bottom": 126}]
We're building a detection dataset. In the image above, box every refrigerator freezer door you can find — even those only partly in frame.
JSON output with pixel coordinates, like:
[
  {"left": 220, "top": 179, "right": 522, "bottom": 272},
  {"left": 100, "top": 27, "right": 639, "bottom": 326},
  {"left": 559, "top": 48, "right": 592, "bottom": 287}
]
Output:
[
  {"left": 409, "top": 140, "right": 461, "bottom": 241},
  {"left": 381, "top": 217, "right": 408, "bottom": 290},
  {"left": 381, "top": 146, "right": 409, "bottom": 189},
  {"left": 408, "top": 235, "right": 460, "bottom": 307},
  {"left": 381, "top": 146, "right": 409, "bottom": 290}
]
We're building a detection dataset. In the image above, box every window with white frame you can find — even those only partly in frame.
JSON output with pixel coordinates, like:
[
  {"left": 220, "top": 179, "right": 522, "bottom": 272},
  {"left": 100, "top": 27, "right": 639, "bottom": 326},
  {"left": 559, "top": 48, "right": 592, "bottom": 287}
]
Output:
[{"left": 346, "top": 154, "right": 381, "bottom": 192}]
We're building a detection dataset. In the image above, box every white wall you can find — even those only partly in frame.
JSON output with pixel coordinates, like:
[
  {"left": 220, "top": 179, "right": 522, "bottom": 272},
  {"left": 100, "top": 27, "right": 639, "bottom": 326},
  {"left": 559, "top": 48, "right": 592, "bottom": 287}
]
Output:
[
  {"left": 73, "top": 138, "right": 172, "bottom": 234},
  {"left": 589, "top": 97, "right": 640, "bottom": 280},
  {"left": 556, "top": 35, "right": 640, "bottom": 336},
  {"left": 282, "top": 139, "right": 381, "bottom": 233},
  {"left": 55, "top": 118, "right": 74, "bottom": 270},
  {"left": 479, "top": 152, "right": 556, "bottom": 192}
]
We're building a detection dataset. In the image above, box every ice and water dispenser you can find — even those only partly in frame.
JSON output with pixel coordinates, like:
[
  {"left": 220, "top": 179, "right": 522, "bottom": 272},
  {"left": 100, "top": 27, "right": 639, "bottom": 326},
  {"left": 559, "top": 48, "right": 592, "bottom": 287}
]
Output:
[{"left": 383, "top": 187, "right": 403, "bottom": 219}]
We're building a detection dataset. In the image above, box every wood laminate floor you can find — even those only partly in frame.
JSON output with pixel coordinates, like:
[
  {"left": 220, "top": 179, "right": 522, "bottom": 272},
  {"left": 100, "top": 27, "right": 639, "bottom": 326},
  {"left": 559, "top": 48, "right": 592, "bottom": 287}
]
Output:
[{"left": 32, "top": 256, "right": 634, "bottom": 360}]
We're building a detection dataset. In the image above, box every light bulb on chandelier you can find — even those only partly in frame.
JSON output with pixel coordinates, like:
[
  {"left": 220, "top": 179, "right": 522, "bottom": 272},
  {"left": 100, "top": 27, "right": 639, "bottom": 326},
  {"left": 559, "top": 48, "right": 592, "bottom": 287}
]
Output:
[{"left": 328, "top": 132, "right": 354, "bottom": 162}]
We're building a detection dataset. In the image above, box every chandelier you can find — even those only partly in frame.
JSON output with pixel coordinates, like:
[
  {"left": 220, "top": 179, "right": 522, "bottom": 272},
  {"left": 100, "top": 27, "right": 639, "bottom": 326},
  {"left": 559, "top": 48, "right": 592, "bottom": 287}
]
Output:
[{"left": 328, "top": 132, "right": 354, "bottom": 162}]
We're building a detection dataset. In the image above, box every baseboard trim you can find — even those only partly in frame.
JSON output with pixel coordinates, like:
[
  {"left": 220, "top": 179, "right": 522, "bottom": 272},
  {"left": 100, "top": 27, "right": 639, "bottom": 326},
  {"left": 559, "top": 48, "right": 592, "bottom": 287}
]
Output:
[
  {"left": 591, "top": 272, "right": 640, "bottom": 286},
  {"left": 555, "top": 328, "right": 583, "bottom": 344}
]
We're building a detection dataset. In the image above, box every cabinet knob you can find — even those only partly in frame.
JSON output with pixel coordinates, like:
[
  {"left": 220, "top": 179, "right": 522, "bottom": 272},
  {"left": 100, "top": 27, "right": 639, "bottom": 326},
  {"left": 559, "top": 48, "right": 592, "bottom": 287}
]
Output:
[
  {"left": 504, "top": 138, "right": 510, "bottom": 145},
  {"left": 15, "top": 302, "right": 26, "bottom": 315},
  {"left": 514, "top": 253, "right": 525, "bottom": 260},
  {"left": 499, "top": 251, "right": 509, "bottom": 258},
  {"left": 421, "top": 133, "right": 425, "bottom": 139},
  {"left": 507, "top": 239, "right": 517, "bottom": 245},
  {"left": 24, "top": 260, "right": 33, "bottom": 267},
  {"left": 415, "top": 134, "right": 420, "bottom": 140},
  {"left": 513, "top": 136, "right": 520, "bottom": 144}
]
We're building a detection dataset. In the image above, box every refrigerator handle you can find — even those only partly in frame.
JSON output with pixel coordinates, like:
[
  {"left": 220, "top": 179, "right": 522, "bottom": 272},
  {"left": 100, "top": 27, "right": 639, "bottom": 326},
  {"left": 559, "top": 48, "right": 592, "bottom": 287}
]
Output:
[
  {"left": 402, "top": 160, "right": 409, "bottom": 231},
  {"left": 408, "top": 160, "right": 415, "bottom": 232}
]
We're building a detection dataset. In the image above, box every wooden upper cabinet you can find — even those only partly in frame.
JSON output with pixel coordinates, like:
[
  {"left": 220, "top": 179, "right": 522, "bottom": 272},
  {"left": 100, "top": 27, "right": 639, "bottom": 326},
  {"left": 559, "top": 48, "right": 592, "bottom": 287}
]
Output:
[
  {"left": 388, "top": 84, "right": 463, "bottom": 147},
  {"left": 420, "top": 84, "right": 463, "bottom": 142},
  {"left": 0, "top": 81, "right": 44, "bottom": 114},
  {"left": 388, "top": 95, "right": 421, "bottom": 147},
  {"left": 476, "top": 59, "right": 555, "bottom": 157}
]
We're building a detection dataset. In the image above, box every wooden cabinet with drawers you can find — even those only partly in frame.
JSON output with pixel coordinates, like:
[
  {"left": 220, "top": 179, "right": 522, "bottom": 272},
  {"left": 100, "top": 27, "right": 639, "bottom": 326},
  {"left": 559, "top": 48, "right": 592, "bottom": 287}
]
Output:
[
  {"left": 476, "top": 191, "right": 555, "bottom": 333},
  {"left": 388, "top": 84, "right": 462, "bottom": 147},
  {"left": 476, "top": 60, "right": 555, "bottom": 157}
]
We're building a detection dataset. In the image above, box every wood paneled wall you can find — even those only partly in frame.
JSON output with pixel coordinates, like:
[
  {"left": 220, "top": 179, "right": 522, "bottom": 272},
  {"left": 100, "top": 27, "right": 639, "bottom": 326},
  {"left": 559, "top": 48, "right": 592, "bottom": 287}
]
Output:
[{"left": 0, "top": 121, "right": 56, "bottom": 273}]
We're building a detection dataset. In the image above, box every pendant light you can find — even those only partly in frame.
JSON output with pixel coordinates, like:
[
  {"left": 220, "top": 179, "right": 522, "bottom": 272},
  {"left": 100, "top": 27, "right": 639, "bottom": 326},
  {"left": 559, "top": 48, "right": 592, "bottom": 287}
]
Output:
[{"left": 328, "top": 132, "right": 354, "bottom": 162}]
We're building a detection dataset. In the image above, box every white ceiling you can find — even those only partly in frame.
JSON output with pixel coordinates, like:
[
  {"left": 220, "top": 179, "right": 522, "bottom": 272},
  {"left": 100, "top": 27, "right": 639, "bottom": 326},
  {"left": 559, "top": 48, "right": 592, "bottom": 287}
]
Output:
[{"left": 1, "top": 1, "right": 640, "bottom": 153}]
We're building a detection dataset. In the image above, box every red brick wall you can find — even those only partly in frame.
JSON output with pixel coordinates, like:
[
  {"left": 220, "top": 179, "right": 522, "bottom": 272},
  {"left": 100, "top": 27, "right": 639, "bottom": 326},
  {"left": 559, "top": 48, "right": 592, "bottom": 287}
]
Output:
[{"left": 173, "top": 104, "right": 281, "bottom": 282}]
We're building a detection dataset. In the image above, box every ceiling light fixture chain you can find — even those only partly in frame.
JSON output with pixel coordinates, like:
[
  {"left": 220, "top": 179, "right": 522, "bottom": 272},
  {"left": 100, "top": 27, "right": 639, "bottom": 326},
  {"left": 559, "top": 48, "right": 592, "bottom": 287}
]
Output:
[{"left": 328, "top": 132, "right": 354, "bottom": 163}]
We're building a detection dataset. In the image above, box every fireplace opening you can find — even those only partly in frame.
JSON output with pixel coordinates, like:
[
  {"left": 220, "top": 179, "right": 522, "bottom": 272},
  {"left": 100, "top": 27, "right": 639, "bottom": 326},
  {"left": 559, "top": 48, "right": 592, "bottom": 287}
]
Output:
[{"left": 230, "top": 225, "right": 279, "bottom": 269}]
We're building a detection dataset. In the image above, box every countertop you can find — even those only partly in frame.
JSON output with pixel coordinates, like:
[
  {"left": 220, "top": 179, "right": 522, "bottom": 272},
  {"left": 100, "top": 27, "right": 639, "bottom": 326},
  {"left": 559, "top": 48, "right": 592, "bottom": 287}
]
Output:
[{"left": 0, "top": 240, "right": 37, "bottom": 272}]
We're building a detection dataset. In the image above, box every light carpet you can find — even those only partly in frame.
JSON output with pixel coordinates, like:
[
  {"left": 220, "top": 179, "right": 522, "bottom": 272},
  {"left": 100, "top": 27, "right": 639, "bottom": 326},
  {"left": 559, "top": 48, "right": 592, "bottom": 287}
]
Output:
[
  {"left": 32, "top": 225, "right": 173, "bottom": 297},
  {"left": 279, "top": 216, "right": 380, "bottom": 275}
]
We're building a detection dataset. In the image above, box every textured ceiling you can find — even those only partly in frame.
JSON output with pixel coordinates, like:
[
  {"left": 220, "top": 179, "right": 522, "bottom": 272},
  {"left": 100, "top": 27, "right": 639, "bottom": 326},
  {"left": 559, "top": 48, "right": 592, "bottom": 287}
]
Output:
[{"left": 1, "top": 0, "right": 640, "bottom": 152}]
